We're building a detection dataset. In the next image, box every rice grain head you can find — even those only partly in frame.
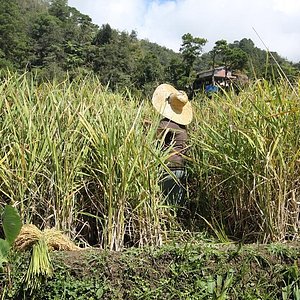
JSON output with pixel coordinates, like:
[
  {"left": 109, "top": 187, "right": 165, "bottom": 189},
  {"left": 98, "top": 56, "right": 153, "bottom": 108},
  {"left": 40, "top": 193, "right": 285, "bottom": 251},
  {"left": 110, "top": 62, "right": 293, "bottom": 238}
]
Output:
[
  {"left": 14, "top": 224, "right": 79, "bottom": 252},
  {"left": 14, "top": 224, "right": 43, "bottom": 251},
  {"left": 43, "top": 228, "right": 80, "bottom": 251}
]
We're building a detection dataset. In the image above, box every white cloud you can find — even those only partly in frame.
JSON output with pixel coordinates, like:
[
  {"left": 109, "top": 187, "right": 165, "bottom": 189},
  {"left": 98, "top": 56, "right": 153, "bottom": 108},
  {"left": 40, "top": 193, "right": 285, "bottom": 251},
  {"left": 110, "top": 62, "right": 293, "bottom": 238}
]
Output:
[
  {"left": 69, "top": 0, "right": 147, "bottom": 31},
  {"left": 273, "top": 0, "right": 300, "bottom": 14},
  {"left": 68, "top": 0, "right": 300, "bottom": 62}
]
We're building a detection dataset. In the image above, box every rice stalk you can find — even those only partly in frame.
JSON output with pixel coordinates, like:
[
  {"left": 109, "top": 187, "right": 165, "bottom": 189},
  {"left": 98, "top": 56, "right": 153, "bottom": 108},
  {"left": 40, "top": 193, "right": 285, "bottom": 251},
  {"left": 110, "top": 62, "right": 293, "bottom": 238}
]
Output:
[
  {"left": 14, "top": 224, "right": 78, "bottom": 291},
  {"left": 189, "top": 79, "right": 300, "bottom": 242},
  {"left": 3, "top": 72, "right": 297, "bottom": 246},
  {"left": 25, "top": 238, "right": 52, "bottom": 291},
  {"left": 0, "top": 73, "right": 177, "bottom": 250},
  {"left": 78, "top": 91, "right": 171, "bottom": 250}
]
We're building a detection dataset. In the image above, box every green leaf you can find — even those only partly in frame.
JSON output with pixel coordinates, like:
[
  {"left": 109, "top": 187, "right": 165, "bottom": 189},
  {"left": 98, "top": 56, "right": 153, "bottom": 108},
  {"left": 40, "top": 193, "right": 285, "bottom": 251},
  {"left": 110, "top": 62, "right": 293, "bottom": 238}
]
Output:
[
  {"left": 3, "top": 205, "right": 22, "bottom": 245},
  {"left": 0, "top": 238, "right": 10, "bottom": 268}
]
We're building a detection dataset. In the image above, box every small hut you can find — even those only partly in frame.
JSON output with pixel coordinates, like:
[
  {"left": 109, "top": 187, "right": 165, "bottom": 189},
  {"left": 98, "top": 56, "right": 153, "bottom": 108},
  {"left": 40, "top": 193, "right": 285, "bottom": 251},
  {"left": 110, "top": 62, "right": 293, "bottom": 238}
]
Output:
[{"left": 193, "top": 66, "right": 237, "bottom": 94}]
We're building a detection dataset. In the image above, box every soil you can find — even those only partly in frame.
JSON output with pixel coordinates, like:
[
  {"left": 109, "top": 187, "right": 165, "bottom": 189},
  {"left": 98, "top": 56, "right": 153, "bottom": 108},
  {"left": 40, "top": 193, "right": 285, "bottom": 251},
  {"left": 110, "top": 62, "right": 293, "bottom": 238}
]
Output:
[{"left": 53, "top": 240, "right": 300, "bottom": 291}]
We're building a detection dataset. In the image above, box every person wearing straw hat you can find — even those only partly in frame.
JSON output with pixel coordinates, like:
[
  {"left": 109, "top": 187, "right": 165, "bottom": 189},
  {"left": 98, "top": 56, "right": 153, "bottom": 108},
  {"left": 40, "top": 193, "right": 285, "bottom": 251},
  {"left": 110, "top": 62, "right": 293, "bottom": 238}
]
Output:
[{"left": 152, "top": 83, "right": 193, "bottom": 206}]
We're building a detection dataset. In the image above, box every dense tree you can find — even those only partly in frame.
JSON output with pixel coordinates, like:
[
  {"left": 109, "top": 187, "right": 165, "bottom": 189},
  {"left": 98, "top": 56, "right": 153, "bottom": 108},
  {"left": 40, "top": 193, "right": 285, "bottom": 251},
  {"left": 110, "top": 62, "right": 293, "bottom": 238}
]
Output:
[
  {"left": 0, "top": 0, "right": 297, "bottom": 89},
  {"left": 62, "top": 7, "right": 98, "bottom": 73},
  {"left": 180, "top": 33, "right": 207, "bottom": 77},
  {"left": 48, "top": 0, "right": 69, "bottom": 21},
  {"left": 211, "top": 39, "right": 247, "bottom": 72},
  {"left": 29, "top": 13, "right": 64, "bottom": 68},
  {"left": 165, "top": 57, "right": 186, "bottom": 89},
  {"left": 16, "top": 0, "right": 48, "bottom": 12},
  {"left": 92, "top": 30, "right": 136, "bottom": 91},
  {"left": 0, "top": 0, "right": 29, "bottom": 69},
  {"left": 26, "top": 1, "right": 98, "bottom": 78},
  {"left": 134, "top": 52, "right": 164, "bottom": 93},
  {"left": 93, "top": 24, "right": 113, "bottom": 46}
]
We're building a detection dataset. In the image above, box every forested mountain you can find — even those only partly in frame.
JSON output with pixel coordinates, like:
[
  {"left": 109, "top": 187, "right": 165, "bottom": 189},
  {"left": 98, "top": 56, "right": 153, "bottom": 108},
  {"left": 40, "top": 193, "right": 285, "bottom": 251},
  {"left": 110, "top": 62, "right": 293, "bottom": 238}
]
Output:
[{"left": 0, "top": 0, "right": 299, "bottom": 94}]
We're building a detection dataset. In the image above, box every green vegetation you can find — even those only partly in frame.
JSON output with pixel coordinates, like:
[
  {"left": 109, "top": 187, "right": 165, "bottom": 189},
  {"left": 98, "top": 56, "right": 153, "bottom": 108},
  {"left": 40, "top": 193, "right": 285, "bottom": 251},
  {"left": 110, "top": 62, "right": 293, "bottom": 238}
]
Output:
[
  {"left": 0, "top": 1, "right": 299, "bottom": 298},
  {"left": 0, "top": 73, "right": 299, "bottom": 247},
  {"left": 0, "top": 65, "right": 299, "bottom": 300},
  {"left": 0, "top": 0, "right": 299, "bottom": 93},
  {"left": 1, "top": 238, "right": 299, "bottom": 299},
  {"left": 189, "top": 78, "right": 300, "bottom": 242},
  {"left": 0, "top": 73, "right": 172, "bottom": 250},
  {"left": 0, "top": 205, "right": 22, "bottom": 269}
]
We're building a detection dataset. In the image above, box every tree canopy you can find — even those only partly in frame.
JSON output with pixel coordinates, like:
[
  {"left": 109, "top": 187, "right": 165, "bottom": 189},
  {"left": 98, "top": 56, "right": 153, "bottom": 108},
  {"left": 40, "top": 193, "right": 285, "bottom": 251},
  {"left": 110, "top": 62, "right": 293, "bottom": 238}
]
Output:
[{"left": 0, "top": 0, "right": 299, "bottom": 93}]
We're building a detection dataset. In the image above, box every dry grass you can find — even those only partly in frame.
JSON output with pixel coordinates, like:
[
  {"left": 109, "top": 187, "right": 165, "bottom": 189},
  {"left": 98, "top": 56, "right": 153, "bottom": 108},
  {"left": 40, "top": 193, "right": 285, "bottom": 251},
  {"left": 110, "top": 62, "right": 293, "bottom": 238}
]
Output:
[{"left": 14, "top": 224, "right": 80, "bottom": 252}]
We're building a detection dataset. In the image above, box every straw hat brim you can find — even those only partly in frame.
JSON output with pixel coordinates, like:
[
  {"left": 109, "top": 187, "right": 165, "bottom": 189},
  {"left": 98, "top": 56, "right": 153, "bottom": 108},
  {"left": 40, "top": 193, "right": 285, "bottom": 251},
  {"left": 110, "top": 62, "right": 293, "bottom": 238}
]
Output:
[{"left": 152, "top": 84, "right": 193, "bottom": 125}]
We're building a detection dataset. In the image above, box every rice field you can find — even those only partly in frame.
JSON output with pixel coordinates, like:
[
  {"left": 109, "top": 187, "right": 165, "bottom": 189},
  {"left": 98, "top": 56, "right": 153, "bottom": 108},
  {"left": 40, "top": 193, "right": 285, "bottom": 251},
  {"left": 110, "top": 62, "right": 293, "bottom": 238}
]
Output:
[
  {"left": 189, "top": 78, "right": 300, "bottom": 242},
  {"left": 0, "top": 72, "right": 299, "bottom": 249}
]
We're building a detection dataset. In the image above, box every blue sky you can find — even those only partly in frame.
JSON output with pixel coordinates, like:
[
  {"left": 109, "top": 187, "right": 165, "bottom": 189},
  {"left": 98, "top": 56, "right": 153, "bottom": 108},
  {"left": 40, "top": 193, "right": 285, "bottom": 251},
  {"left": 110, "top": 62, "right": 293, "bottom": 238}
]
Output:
[{"left": 68, "top": 0, "right": 300, "bottom": 62}]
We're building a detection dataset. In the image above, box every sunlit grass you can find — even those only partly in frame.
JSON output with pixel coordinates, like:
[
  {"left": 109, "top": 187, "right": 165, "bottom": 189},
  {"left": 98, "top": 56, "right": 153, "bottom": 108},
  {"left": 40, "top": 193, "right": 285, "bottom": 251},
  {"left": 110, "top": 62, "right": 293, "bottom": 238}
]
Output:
[
  {"left": 189, "top": 78, "right": 300, "bottom": 242},
  {"left": 0, "top": 73, "right": 172, "bottom": 250},
  {"left": 1, "top": 72, "right": 299, "bottom": 247}
]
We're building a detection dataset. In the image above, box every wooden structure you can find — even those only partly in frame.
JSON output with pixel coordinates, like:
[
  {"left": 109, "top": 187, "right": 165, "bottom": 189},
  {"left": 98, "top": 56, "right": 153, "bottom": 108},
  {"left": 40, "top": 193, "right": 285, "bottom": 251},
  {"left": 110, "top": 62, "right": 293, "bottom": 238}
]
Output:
[{"left": 192, "top": 66, "right": 239, "bottom": 94}]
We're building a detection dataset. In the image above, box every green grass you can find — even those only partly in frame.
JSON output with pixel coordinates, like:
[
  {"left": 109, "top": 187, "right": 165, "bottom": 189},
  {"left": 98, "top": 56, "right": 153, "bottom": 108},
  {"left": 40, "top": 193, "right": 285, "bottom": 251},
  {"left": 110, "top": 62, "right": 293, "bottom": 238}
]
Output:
[
  {"left": 189, "top": 78, "right": 300, "bottom": 242},
  {"left": 2, "top": 239, "right": 299, "bottom": 299},
  {"left": 0, "top": 72, "right": 299, "bottom": 248}
]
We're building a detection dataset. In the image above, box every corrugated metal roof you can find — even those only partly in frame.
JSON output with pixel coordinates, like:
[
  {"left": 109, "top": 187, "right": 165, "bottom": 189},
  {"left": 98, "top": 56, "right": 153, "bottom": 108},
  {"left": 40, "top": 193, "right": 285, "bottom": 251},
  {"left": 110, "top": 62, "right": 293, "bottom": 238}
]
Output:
[{"left": 197, "top": 66, "right": 235, "bottom": 79}]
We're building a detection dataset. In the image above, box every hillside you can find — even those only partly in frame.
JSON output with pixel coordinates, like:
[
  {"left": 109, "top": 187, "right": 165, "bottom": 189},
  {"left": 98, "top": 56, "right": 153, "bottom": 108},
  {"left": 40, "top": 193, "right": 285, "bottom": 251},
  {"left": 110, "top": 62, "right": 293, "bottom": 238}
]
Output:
[{"left": 0, "top": 0, "right": 299, "bottom": 93}]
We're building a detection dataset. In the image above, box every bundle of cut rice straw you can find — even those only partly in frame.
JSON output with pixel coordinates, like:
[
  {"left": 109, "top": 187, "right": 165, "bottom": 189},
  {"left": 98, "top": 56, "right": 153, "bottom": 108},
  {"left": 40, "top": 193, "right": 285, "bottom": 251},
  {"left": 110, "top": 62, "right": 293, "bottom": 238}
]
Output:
[
  {"left": 13, "top": 224, "right": 80, "bottom": 289},
  {"left": 14, "top": 224, "right": 80, "bottom": 252}
]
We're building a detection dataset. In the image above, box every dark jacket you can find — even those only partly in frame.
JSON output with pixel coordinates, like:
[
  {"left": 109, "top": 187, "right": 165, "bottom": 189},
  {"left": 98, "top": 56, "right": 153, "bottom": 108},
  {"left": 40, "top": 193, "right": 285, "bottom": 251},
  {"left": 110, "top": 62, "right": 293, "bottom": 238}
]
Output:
[{"left": 158, "top": 118, "right": 188, "bottom": 168}]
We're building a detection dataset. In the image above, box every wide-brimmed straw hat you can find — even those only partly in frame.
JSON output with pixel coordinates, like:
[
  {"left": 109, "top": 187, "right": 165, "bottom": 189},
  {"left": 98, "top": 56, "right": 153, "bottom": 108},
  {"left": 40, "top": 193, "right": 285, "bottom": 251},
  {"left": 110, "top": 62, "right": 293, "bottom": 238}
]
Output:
[{"left": 152, "top": 84, "right": 193, "bottom": 125}]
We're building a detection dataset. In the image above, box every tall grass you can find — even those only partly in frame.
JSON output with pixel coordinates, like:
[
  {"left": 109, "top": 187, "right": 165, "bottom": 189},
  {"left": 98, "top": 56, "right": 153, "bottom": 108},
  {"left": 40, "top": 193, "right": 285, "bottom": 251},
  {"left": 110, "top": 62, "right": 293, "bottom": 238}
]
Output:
[
  {"left": 77, "top": 87, "right": 170, "bottom": 249},
  {"left": 1, "top": 72, "right": 299, "bottom": 246},
  {"left": 1, "top": 74, "right": 89, "bottom": 231},
  {"left": 189, "top": 79, "right": 300, "bottom": 242},
  {"left": 0, "top": 73, "right": 171, "bottom": 250}
]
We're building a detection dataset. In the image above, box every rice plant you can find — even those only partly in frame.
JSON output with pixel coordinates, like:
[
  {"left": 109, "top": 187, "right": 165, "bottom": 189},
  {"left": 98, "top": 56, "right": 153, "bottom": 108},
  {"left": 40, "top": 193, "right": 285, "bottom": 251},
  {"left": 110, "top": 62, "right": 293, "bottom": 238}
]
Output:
[
  {"left": 189, "top": 78, "right": 300, "bottom": 242},
  {"left": 1, "top": 71, "right": 299, "bottom": 248},
  {"left": 77, "top": 87, "right": 173, "bottom": 249},
  {"left": 0, "top": 73, "right": 172, "bottom": 250},
  {"left": 0, "top": 73, "right": 89, "bottom": 232}
]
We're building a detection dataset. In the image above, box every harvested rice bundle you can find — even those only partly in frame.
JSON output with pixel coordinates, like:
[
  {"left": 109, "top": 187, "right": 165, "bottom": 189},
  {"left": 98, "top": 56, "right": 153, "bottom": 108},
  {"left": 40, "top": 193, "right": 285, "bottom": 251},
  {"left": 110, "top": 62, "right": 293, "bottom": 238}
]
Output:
[
  {"left": 14, "top": 224, "right": 79, "bottom": 252},
  {"left": 26, "top": 238, "right": 53, "bottom": 286},
  {"left": 14, "top": 224, "right": 43, "bottom": 251},
  {"left": 44, "top": 228, "right": 80, "bottom": 251},
  {"left": 14, "top": 224, "right": 80, "bottom": 290}
]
